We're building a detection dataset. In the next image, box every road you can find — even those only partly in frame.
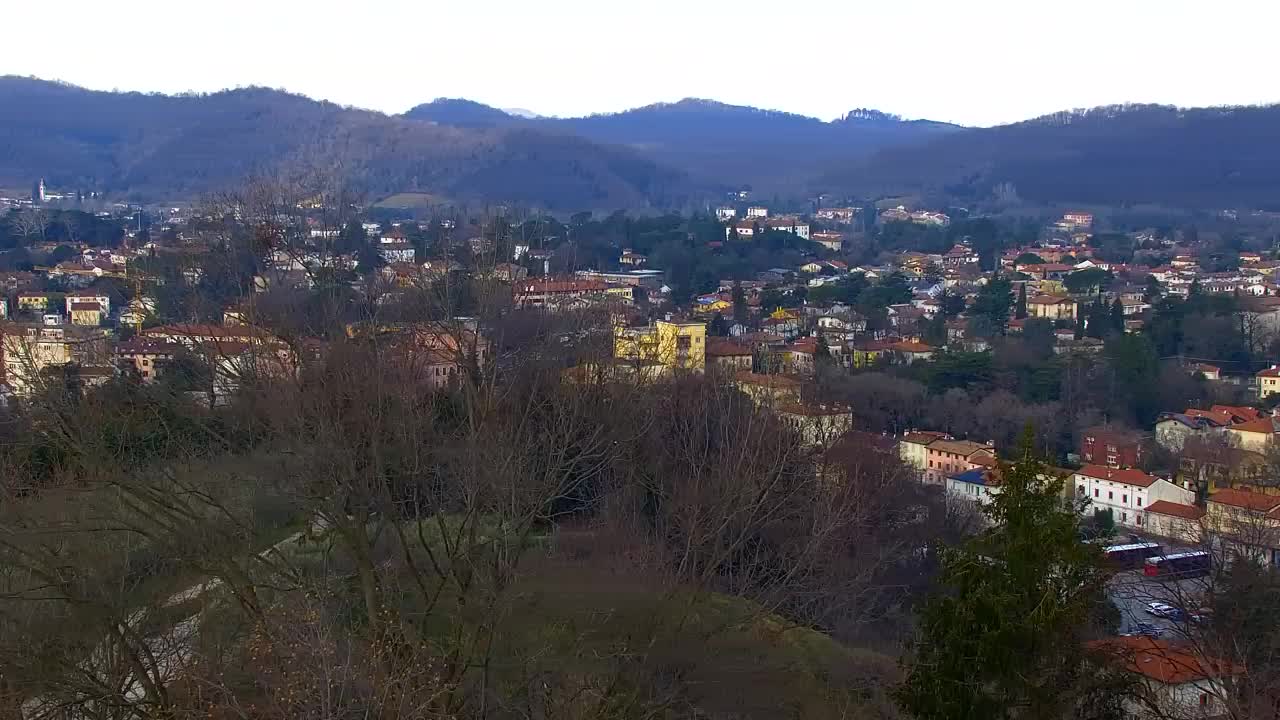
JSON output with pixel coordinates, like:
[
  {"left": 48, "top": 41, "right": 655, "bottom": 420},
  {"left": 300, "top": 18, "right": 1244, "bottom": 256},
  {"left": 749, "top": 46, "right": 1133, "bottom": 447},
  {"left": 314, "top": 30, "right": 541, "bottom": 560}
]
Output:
[{"left": 1108, "top": 568, "right": 1209, "bottom": 638}]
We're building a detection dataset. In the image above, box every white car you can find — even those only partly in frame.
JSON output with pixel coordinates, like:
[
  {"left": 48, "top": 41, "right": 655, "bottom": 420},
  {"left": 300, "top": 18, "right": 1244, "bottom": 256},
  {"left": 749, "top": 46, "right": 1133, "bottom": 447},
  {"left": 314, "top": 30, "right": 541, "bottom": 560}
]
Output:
[{"left": 1145, "top": 602, "right": 1175, "bottom": 617}]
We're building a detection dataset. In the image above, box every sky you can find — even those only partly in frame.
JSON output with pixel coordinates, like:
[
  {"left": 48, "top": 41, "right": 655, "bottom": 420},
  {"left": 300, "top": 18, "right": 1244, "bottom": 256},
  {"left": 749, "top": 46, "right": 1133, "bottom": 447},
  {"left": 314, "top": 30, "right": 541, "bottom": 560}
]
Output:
[{"left": 3, "top": 0, "right": 1277, "bottom": 127}]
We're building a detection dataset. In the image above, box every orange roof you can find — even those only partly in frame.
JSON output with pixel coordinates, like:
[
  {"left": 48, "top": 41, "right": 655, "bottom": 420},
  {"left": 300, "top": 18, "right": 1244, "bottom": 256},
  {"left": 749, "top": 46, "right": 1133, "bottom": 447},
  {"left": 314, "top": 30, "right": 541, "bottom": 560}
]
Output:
[
  {"left": 69, "top": 302, "right": 101, "bottom": 312},
  {"left": 1258, "top": 366, "right": 1280, "bottom": 378},
  {"left": 1075, "top": 465, "right": 1157, "bottom": 488},
  {"left": 1027, "top": 294, "right": 1073, "bottom": 305},
  {"left": 1185, "top": 409, "right": 1235, "bottom": 427},
  {"left": 1144, "top": 500, "right": 1205, "bottom": 521},
  {"left": 1209, "top": 488, "right": 1280, "bottom": 514},
  {"left": 1089, "top": 636, "right": 1238, "bottom": 685},
  {"left": 706, "top": 340, "right": 752, "bottom": 357},
  {"left": 901, "top": 431, "right": 948, "bottom": 446},
  {"left": 889, "top": 340, "right": 935, "bottom": 353},
  {"left": 1228, "top": 416, "right": 1276, "bottom": 435},
  {"left": 733, "top": 371, "right": 802, "bottom": 389},
  {"left": 1211, "top": 405, "right": 1264, "bottom": 422}
]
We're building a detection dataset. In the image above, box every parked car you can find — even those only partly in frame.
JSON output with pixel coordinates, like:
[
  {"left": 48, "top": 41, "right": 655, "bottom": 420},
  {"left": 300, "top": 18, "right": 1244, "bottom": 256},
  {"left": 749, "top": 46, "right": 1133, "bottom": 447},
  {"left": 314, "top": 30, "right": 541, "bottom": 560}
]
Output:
[
  {"left": 1128, "top": 622, "right": 1163, "bottom": 638},
  {"left": 1145, "top": 602, "right": 1176, "bottom": 617}
]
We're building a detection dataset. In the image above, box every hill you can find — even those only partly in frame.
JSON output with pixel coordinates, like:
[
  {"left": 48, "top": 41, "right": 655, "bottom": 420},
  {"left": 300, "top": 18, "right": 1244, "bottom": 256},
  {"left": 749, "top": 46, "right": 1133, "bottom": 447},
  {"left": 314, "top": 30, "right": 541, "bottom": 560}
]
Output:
[
  {"left": 0, "top": 77, "right": 697, "bottom": 210},
  {"left": 403, "top": 97, "right": 519, "bottom": 128},
  {"left": 824, "top": 103, "right": 1280, "bottom": 208},
  {"left": 404, "top": 97, "right": 963, "bottom": 193}
]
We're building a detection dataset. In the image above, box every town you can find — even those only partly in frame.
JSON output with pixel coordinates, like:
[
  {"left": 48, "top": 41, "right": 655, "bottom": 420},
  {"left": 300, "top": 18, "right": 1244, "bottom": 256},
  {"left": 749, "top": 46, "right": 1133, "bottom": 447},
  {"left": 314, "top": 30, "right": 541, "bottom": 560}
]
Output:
[{"left": 5, "top": 176, "right": 1280, "bottom": 719}]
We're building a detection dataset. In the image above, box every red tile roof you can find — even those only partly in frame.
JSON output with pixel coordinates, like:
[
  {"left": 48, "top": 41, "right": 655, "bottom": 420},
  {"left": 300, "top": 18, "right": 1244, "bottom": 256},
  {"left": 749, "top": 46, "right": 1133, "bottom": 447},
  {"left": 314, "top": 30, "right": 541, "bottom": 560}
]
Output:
[
  {"left": 1228, "top": 416, "right": 1276, "bottom": 434},
  {"left": 1088, "top": 636, "right": 1238, "bottom": 685},
  {"left": 705, "top": 340, "right": 752, "bottom": 357},
  {"left": 1144, "top": 500, "right": 1205, "bottom": 521},
  {"left": 1208, "top": 488, "right": 1280, "bottom": 514},
  {"left": 1075, "top": 465, "right": 1157, "bottom": 488}
]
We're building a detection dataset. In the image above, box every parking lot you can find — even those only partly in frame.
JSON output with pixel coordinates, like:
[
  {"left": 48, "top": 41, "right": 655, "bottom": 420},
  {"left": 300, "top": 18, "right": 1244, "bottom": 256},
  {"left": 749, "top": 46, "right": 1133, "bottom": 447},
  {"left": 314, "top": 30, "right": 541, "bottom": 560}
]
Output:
[{"left": 1108, "top": 568, "right": 1209, "bottom": 638}]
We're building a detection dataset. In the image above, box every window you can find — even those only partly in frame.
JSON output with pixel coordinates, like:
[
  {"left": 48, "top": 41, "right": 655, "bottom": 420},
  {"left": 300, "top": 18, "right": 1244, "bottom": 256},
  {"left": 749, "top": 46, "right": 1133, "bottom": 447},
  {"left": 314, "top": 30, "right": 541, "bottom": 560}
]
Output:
[
  {"left": 1122, "top": 494, "right": 1128, "bottom": 504},
  {"left": 1094, "top": 489, "right": 1099, "bottom": 498},
  {"left": 1137, "top": 498, "right": 1143, "bottom": 506},
  {"left": 1122, "top": 512, "right": 1128, "bottom": 523},
  {"left": 1108, "top": 491, "right": 1113, "bottom": 500}
]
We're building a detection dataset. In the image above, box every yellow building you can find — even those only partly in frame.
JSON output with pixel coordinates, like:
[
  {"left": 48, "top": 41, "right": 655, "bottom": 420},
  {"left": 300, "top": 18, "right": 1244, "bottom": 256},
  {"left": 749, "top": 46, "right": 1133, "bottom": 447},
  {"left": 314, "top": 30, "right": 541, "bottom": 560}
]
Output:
[
  {"left": 614, "top": 319, "right": 706, "bottom": 372},
  {"left": 1026, "top": 294, "right": 1077, "bottom": 321},
  {"left": 69, "top": 302, "right": 104, "bottom": 327},
  {"left": 2, "top": 325, "right": 73, "bottom": 395},
  {"left": 1259, "top": 367, "right": 1280, "bottom": 400}
]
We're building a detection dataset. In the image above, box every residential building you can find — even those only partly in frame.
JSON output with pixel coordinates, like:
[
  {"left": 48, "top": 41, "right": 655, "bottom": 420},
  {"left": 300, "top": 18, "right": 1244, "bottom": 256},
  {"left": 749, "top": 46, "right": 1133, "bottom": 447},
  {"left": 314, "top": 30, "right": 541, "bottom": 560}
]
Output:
[
  {"left": 1205, "top": 488, "right": 1280, "bottom": 566},
  {"left": 64, "top": 291, "right": 111, "bottom": 315},
  {"left": 618, "top": 250, "right": 648, "bottom": 267},
  {"left": 1143, "top": 500, "right": 1205, "bottom": 544},
  {"left": 16, "top": 293, "right": 49, "bottom": 313},
  {"left": 923, "top": 438, "right": 996, "bottom": 485},
  {"left": 946, "top": 463, "right": 1000, "bottom": 505},
  {"left": 1221, "top": 415, "right": 1276, "bottom": 452},
  {"left": 68, "top": 302, "right": 103, "bottom": 326},
  {"left": 1257, "top": 365, "right": 1280, "bottom": 399},
  {"left": 1088, "top": 636, "right": 1236, "bottom": 720},
  {"left": 727, "top": 220, "right": 756, "bottom": 239},
  {"left": 614, "top": 320, "right": 707, "bottom": 372},
  {"left": 513, "top": 279, "right": 609, "bottom": 310},
  {"left": 777, "top": 403, "right": 853, "bottom": 449},
  {"left": 1154, "top": 413, "right": 1218, "bottom": 453},
  {"left": 898, "top": 431, "right": 949, "bottom": 473},
  {"left": 1072, "top": 465, "right": 1194, "bottom": 530},
  {"left": 705, "top": 339, "right": 753, "bottom": 373},
  {"left": 378, "top": 243, "right": 416, "bottom": 264},
  {"left": 811, "top": 231, "right": 844, "bottom": 252},
  {"left": 1026, "top": 294, "right": 1077, "bottom": 321},
  {"left": 814, "top": 207, "right": 855, "bottom": 223},
  {"left": 115, "top": 337, "right": 180, "bottom": 383},
  {"left": 1079, "top": 425, "right": 1145, "bottom": 468},
  {"left": 1060, "top": 212, "right": 1094, "bottom": 229},
  {"left": 762, "top": 216, "right": 810, "bottom": 240},
  {"left": 145, "top": 323, "right": 275, "bottom": 348},
  {"left": 746, "top": 206, "right": 768, "bottom": 219},
  {"left": 887, "top": 340, "right": 935, "bottom": 364},
  {"left": 0, "top": 324, "right": 111, "bottom": 396},
  {"left": 733, "top": 371, "right": 803, "bottom": 405},
  {"left": 782, "top": 338, "right": 818, "bottom": 376},
  {"left": 715, "top": 206, "right": 737, "bottom": 221}
]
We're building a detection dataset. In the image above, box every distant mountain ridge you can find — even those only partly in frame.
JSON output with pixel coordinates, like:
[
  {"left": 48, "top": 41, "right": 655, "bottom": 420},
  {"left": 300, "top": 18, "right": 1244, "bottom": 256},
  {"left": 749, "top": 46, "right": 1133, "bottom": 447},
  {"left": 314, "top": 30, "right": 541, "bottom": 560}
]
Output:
[
  {"left": 0, "top": 77, "right": 697, "bottom": 209},
  {"left": 403, "top": 97, "right": 962, "bottom": 193},
  {"left": 826, "top": 102, "right": 1280, "bottom": 208}
]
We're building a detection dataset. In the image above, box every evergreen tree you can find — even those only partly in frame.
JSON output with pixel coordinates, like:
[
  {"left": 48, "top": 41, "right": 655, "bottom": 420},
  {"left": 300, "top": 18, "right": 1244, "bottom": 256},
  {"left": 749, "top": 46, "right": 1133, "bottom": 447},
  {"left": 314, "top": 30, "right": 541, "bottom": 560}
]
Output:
[
  {"left": 923, "top": 312, "right": 948, "bottom": 347},
  {"left": 896, "top": 432, "right": 1114, "bottom": 720},
  {"left": 1074, "top": 311, "right": 1086, "bottom": 340},
  {"left": 1109, "top": 298, "right": 1125, "bottom": 335},
  {"left": 1143, "top": 274, "right": 1162, "bottom": 303},
  {"left": 731, "top": 280, "right": 748, "bottom": 326},
  {"left": 1015, "top": 283, "right": 1028, "bottom": 319}
]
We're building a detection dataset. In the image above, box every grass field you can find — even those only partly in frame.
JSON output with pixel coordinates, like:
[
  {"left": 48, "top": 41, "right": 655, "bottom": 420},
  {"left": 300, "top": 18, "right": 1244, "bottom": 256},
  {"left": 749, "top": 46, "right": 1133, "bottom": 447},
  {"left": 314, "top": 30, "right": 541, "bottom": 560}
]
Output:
[{"left": 374, "top": 192, "right": 448, "bottom": 209}]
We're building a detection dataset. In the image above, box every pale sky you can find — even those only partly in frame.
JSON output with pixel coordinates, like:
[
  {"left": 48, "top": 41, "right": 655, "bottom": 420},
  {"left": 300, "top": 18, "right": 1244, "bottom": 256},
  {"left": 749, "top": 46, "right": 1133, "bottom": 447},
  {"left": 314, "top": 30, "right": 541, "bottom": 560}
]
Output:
[{"left": 3, "top": 0, "right": 1276, "bottom": 127}]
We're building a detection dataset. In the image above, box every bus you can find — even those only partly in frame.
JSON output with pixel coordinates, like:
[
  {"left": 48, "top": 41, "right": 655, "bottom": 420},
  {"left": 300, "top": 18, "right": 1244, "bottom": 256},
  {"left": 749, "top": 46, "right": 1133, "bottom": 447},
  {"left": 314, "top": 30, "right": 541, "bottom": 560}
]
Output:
[
  {"left": 1143, "top": 551, "right": 1212, "bottom": 579},
  {"left": 1104, "top": 542, "right": 1163, "bottom": 570}
]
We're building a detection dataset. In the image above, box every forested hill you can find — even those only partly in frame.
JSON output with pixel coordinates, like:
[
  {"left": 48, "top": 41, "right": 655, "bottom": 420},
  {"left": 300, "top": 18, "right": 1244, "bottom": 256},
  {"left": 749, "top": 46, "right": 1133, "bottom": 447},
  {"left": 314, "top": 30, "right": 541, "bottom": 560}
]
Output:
[
  {"left": 404, "top": 98, "right": 963, "bottom": 192},
  {"left": 0, "top": 77, "right": 698, "bottom": 210},
  {"left": 822, "top": 103, "right": 1280, "bottom": 209}
]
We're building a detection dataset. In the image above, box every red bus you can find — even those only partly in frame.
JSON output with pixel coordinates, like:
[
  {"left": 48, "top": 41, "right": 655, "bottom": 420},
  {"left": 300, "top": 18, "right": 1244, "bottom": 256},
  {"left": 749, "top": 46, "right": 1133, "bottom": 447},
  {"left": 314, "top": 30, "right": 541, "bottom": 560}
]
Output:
[{"left": 1143, "top": 551, "right": 1211, "bottom": 578}]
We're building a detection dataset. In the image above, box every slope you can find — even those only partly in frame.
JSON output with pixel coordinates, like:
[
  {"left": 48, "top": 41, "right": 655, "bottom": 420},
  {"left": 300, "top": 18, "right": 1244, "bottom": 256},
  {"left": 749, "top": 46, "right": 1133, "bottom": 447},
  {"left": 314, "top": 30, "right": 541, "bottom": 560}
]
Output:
[
  {"left": 404, "top": 97, "right": 963, "bottom": 192},
  {"left": 825, "top": 103, "right": 1280, "bottom": 208},
  {"left": 0, "top": 77, "right": 697, "bottom": 210}
]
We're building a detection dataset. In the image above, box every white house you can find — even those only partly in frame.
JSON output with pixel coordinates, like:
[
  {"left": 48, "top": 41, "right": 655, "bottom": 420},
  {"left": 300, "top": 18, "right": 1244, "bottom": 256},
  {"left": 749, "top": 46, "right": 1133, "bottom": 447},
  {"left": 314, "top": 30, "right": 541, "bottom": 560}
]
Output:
[
  {"left": 715, "top": 206, "right": 737, "bottom": 221},
  {"left": 65, "top": 291, "right": 111, "bottom": 316},
  {"left": 1090, "top": 636, "right": 1237, "bottom": 720},
  {"left": 746, "top": 206, "right": 769, "bottom": 219},
  {"left": 1073, "top": 465, "right": 1194, "bottom": 530}
]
